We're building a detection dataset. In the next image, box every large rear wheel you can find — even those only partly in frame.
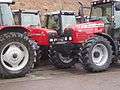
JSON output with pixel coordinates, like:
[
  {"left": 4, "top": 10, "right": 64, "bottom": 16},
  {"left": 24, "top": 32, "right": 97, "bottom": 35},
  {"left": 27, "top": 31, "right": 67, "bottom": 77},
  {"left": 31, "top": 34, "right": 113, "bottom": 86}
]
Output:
[
  {"left": 82, "top": 36, "right": 113, "bottom": 72},
  {"left": 0, "top": 32, "right": 34, "bottom": 78}
]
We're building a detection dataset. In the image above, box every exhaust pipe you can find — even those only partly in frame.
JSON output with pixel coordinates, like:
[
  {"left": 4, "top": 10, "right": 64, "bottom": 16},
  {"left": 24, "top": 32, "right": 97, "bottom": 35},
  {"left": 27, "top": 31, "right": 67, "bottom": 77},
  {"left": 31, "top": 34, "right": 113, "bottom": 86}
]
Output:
[
  {"left": 78, "top": 1, "right": 85, "bottom": 23},
  {"left": 78, "top": 1, "right": 84, "bottom": 17}
]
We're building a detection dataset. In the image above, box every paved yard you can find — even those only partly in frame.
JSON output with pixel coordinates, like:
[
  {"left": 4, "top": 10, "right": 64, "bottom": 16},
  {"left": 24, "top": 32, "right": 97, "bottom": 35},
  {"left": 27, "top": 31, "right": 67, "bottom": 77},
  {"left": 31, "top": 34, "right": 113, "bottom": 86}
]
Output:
[{"left": 0, "top": 63, "right": 120, "bottom": 90}]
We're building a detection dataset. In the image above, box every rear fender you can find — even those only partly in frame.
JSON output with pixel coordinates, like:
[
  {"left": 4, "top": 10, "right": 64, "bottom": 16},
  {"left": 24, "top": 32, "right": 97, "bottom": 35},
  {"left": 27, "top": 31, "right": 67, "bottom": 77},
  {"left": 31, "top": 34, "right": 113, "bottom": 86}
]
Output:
[
  {"left": 0, "top": 26, "right": 50, "bottom": 46},
  {"left": 0, "top": 26, "right": 29, "bottom": 34}
]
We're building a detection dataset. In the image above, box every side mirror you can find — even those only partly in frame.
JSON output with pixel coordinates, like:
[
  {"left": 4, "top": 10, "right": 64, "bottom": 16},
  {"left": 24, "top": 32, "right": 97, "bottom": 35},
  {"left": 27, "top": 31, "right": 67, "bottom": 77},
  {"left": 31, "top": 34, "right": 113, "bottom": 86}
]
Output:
[
  {"left": 41, "top": 26, "right": 45, "bottom": 28},
  {"left": 12, "top": 1, "right": 15, "bottom": 4},
  {"left": 115, "top": 2, "right": 120, "bottom": 11}
]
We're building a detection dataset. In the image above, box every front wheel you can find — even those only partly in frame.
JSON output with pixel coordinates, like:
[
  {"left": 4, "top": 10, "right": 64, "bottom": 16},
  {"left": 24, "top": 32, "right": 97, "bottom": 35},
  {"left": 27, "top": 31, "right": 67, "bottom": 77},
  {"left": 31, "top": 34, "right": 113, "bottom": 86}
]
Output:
[
  {"left": 0, "top": 32, "right": 34, "bottom": 78},
  {"left": 49, "top": 45, "right": 77, "bottom": 69},
  {"left": 34, "top": 46, "right": 49, "bottom": 68},
  {"left": 82, "top": 36, "right": 113, "bottom": 72}
]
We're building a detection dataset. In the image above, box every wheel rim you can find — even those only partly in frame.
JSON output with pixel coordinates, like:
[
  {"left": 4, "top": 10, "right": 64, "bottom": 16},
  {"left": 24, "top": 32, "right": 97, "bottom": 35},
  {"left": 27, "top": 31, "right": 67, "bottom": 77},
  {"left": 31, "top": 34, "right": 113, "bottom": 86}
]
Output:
[
  {"left": 1, "top": 42, "right": 29, "bottom": 71},
  {"left": 92, "top": 44, "right": 108, "bottom": 66},
  {"left": 58, "top": 53, "right": 73, "bottom": 63}
]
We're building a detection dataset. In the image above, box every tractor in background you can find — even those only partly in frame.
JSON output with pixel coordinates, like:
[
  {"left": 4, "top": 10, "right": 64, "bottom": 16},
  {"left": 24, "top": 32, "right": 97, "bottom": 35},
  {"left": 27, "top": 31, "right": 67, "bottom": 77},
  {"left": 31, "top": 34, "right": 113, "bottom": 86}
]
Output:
[
  {"left": 43, "top": 2, "right": 90, "bottom": 69},
  {"left": 13, "top": 10, "right": 47, "bottom": 67},
  {"left": 44, "top": 10, "right": 78, "bottom": 68}
]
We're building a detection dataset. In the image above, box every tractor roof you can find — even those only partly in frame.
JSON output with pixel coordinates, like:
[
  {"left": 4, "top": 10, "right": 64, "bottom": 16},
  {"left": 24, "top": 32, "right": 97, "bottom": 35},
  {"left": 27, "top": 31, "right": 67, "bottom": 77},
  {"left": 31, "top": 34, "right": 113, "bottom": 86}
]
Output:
[
  {"left": 92, "top": 0, "right": 120, "bottom": 2},
  {"left": 0, "top": 0, "right": 14, "bottom": 4},
  {"left": 13, "top": 9, "right": 40, "bottom": 14},
  {"left": 92, "top": 0, "right": 120, "bottom": 5},
  {"left": 45, "top": 10, "right": 76, "bottom": 15}
]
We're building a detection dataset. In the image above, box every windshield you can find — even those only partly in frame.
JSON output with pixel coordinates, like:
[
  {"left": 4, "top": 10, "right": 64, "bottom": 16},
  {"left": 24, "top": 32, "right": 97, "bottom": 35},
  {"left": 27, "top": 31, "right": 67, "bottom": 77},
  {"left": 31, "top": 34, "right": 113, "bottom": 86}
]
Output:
[
  {"left": 21, "top": 13, "right": 41, "bottom": 26},
  {"left": 47, "top": 15, "right": 59, "bottom": 30},
  {"left": 46, "top": 14, "right": 76, "bottom": 32},
  {"left": 61, "top": 15, "right": 76, "bottom": 31},
  {"left": 91, "top": 3, "right": 112, "bottom": 22},
  {"left": 0, "top": 4, "right": 14, "bottom": 26}
]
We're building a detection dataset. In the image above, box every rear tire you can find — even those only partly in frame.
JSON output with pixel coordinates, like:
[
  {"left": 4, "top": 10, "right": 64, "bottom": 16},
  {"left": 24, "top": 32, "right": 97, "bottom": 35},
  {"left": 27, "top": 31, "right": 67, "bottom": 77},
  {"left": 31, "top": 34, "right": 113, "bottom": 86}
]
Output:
[
  {"left": 0, "top": 32, "right": 34, "bottom": 78},
  {"left": 82, "top": 36, "right": 113, "bottom": 72}
]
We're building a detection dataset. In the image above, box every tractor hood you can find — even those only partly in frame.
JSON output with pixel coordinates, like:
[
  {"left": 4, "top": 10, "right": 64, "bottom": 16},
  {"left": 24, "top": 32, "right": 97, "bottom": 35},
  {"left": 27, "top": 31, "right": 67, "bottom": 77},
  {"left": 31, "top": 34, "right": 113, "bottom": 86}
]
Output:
[
  {"left": 71, "top": 20, "right": 105, "bottom": 34},
  {"left": 89, "top": 16, "right": 110, "bottom": 24},
  {"left": 27, "top": 27, "right": 57, "bottom": 34},
  {"left": 66, "top": 20, "right": 105, "bottom": 43}
]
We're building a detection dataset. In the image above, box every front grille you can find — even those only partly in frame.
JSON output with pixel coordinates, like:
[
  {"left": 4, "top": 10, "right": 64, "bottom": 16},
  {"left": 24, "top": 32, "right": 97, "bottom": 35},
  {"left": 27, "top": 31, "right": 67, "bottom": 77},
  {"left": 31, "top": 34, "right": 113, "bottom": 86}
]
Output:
[
  {"left": 49, "top": 33, "right": 57, "bottom": 39},
  {"left": 63, "top": 28, "right": 72, "bottom": 41},
  {"left": 49, "top": 32, "right": 58, "bottom": 43},
  {"left": 64, "top": 28, "right": 72, "bottom": 37}
]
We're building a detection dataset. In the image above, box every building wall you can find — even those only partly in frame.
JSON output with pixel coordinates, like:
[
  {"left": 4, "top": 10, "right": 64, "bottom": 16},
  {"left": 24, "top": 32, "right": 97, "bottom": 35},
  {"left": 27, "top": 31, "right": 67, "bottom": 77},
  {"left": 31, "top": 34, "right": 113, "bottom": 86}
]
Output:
[{"left": 12, "top": 0, "right": 91, "bottom": 15}]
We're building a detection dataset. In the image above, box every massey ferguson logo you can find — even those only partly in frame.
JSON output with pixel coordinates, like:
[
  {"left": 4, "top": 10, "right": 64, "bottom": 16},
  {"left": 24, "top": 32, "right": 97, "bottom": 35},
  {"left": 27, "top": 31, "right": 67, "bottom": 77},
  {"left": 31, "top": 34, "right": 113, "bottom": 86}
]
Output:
[
  {"left": 52, "top": 33, "right": 55, "bottom": 36},
  {"left": 79, "top": 23, "right": 105, "bottom": 29}
]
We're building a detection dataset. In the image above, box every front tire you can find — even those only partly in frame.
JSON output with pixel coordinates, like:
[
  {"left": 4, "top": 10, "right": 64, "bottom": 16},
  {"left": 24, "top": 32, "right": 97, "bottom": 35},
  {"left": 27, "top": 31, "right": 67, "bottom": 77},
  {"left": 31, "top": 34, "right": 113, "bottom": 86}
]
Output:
[
  {"left": 82, "top": 36, "right": 113, "bottom": 72},
  {"left": 0, "top": 32, "right": 34, "bottom": 78},
  {"left": 49, "top": 45, "right": 77, "bottom": 69},
  {"left": 34, "top": 47, "right": 49, "bottom": 68}
]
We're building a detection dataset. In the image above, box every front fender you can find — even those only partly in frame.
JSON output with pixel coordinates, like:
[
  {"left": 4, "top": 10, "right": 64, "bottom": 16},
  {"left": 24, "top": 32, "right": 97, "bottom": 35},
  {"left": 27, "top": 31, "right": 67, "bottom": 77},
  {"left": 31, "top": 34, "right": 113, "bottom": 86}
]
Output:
[{"left": 95, "top": 33, "right": 117, "bottom": 55}]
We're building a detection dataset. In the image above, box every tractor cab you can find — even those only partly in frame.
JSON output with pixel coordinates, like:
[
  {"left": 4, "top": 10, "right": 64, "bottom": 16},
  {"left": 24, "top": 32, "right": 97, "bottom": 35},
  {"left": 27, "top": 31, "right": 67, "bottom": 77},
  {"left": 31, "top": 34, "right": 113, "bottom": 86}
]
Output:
[
  {"left": 90, "top": 0, "right": 120, "bottom": 31},
  {"left": 90, "top": 0, "right": 113, "bottom": 24},
  {"left": 0, "top": 0, "right": 15, "bottom": 26},
  {"left": 44, "top": 11, "right": 77, "bottom": 35},
  {"left": 13, "top": 10, "right": 42, "bottom": 27}
]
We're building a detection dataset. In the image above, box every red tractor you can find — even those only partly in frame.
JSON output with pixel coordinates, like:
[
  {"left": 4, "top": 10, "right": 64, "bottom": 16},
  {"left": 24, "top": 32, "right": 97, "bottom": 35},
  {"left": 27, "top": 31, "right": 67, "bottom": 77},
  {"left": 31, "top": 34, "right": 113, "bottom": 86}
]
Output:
[
  {"left": 0, "top": 0, "right": 57, "bottom": 78},
  {"left": 12, "top": 9, "right": 48, "bottom": 66},
  {"left": 42, "top": 9, "right": 87, "bottom": 68},
  {"left": 48, "top": 0, "right": 120, "bottom": 72},
  {"left": 44, "top": 11, "right": 78, "bottom": 68}
]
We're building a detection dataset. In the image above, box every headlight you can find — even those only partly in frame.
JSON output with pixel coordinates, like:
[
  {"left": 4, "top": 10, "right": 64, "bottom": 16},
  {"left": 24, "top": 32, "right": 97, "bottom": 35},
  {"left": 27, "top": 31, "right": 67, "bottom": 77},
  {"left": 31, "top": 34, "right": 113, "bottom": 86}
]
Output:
[
  {"left": 64, "top": 37, "right": 72, "bottom": 41},
  {"left": 50, "top": 39, "right": 54, "bottom": 42},
  {"left": 64, "top": 37, "right": 68, "bottom": 41},
  {"left": 54, "top": 38, "right": 57, "bottom": 41},
  {"left": 69, "top": 37, "right": 72, "bottom": 40}
]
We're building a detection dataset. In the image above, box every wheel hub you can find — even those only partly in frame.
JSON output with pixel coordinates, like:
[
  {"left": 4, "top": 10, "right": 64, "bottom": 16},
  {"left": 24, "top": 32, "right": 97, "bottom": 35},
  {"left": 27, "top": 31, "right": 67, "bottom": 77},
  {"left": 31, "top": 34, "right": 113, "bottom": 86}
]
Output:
[
  {"left": 94, "top": 51, "right": 100, "bottom": 58},
  {"left": 92, "top": 44, "right": 108, "bottom": 66},
  {"left": 58, "top": 53, "right": 73, "bottom": 63},
  {"left": 53, "top": 44, "right": 73, "bottom": 64},
  {"left": 1, "top": 42, "right": 29, "bottom": 71},
  {"left": 13, "top": 54, "right": 18, "bottom": 59}
]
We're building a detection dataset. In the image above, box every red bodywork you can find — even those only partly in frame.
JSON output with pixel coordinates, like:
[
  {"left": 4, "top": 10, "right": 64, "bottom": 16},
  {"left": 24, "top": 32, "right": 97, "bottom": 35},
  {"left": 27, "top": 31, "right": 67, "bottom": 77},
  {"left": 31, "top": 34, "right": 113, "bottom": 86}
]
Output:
[
  {"left": 69, "top": 20, "right": 105, "bottom": 44},
  {"left": 0, "top": 26, "right": 57, "bottom": 46},
  {"left": 0, "top": 20, "right": 105, "bottom": 46},
  {"left": 27, "top": 27, "right": 57, "bottom": 46}
]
